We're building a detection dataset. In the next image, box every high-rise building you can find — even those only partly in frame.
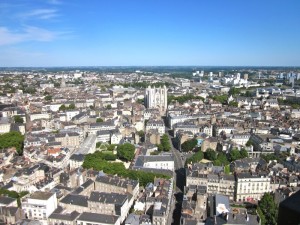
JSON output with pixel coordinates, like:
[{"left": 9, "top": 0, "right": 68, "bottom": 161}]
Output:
[{"left": 145, "top": 86, "right": 167, "bottom": 115}]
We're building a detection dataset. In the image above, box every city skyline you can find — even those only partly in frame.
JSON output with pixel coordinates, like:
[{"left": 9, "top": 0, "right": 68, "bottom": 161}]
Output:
[{"left": 1, "top": 0, "right": 300, "bottom": 67}]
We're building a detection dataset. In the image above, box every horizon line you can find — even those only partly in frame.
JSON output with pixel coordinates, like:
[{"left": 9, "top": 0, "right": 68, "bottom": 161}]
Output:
[{"left": 1, "top": 65, "right": 300, "bottom": 68}]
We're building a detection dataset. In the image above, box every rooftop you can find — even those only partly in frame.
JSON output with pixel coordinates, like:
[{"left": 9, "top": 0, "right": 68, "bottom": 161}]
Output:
[{"left": 29, "top": 191, "right": 54, "bottom": 200}]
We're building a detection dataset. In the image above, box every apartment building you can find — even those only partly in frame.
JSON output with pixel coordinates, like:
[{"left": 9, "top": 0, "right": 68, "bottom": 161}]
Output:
[
  {"left": 22, "top": 191, "right": 57, "bottom": 224},
  {"left": 235, "top": 172, "right": 271, "bottom": 202}
]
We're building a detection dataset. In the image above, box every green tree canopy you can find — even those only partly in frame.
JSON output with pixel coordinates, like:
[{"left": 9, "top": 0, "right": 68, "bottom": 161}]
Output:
[
  {"left": 161, "top": 134, "right": 171, "bottom": 151},
  {"left": 181, "top": 139, "right": 198, "bottom": 152},
  {"left": 68, "top": 103, "right": 75, "bottom": 110},
  {"left": 82, "top": 151, "right": 170, "bottom": 186},
  {"left": 59, "top": 104, "right": 76, "bottom": 111},
  {"left": 228, "top": 101, "right": 238, "bottom": 107},
  {"left": 213, "top": 151, "right": 230, "bottom": 166},
  {"left": 229, "top": 148, "right": 241, "bottom": 162},
  {"left": 228, "top": 87, "right": 241, "bottom": 96},
  {"left": 168, "top": 94, "right": 204, "bottom": 104},
  {"left": 59, "top": 104, "right": 67, "bottom": 111},
  {"left": 0, "top": 188, "right": 28, "bottom": 207},
  {"left": 186, "top": 150, "right": 204, "bottom": 165},
  {"left": 257, "top": 193, "right": 278, "bottom": 225},
  {"left": 117, "top": 143, "right": 135, "bottom": 161},
  {"left": 212, "top": 95, "right": 228, "bottom": 104},
  {"left": 156, "top": 144, "right": 164, "bottom": 152},
  {"left": 0, "top": 131, "right": 24, "bottom": 154},
  {"left": 96, "top": 118, "right": 103, "bottom": 123},
  {"left": 137, "top": 130, "right": 145, "bottom": 142},
  {"left": 246, "top": 140, "right": 253, "bottom": 147},
  {"left": 204, "top": 148, "right": 217, "bottom": 161},
  {"left": 13, "top": 115, "right": 24, "bottom": 124},
  {"left": 240, "top": 148, "right": 249, "bottom": 158},
  {"left": 44, "top": 95, "right": 52, "bottom": 101}
]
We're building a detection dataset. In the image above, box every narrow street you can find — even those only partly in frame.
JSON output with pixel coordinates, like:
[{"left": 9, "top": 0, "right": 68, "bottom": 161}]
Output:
[{"left": 166, "top": 131, "right": 186, "bottom": 225}]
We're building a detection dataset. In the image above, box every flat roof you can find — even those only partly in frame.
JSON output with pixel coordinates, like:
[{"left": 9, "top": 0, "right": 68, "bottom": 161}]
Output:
[{"left": 30, "top": 191, "right": 54, "bottom": 200}]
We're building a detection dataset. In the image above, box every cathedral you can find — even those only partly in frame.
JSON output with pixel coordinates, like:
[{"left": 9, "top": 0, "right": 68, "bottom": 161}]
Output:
[{"left": 145, "top": 85, "right": 168, "bottom": 115}]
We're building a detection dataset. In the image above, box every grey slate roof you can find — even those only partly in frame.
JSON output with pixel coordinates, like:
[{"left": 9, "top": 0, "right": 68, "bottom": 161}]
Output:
[
  {"left": 88, "top": 192, "right": 127, "bottom": 205},
  {"left": 60, "top": 194, "right": 88, "bottom": 207},
  {"left": 48, "top": 208, "right": 80, "bottom": 221},
  {"left": 77, "top": 212, "right": 119, "bottom": 224},
  {"left": 95, "top": 175, "right": 138, "bottom": 189},
  {"left": 0, "top": 196, "right": 16, "bottom": 206},
  {"left": 69, "top": 153, "right": 85, "bottom": 161}
]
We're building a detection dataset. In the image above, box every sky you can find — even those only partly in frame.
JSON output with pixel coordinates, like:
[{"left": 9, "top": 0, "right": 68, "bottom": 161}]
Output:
[{"left": 0, "top": 0, "right": 299, "bottom": 67}]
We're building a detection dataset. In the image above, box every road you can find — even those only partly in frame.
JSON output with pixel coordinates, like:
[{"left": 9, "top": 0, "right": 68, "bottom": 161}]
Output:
[{"left": 166, "top": 131, "right": 186, "bottom": 225}]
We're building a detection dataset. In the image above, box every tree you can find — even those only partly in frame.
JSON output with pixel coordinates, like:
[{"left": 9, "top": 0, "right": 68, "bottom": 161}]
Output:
[
  {"left": 212, "top": 94, "right": 228, "bottom": 104},
  {"left": 68, "top": 103, "right": 75, "bottom": 110},
  {"left": 82, "top": 151, "right": 170, "bottom": 186},
  {"left": 186, "top": 150, "right": 204, "bottom": 165},
  {"left": 96, "top": 118, "right": 103, "bottom": 123},
  {"left": 246, "top": 140, "right": 253, "bottom": 147},
  {"left": 181, "top": 139, "right": 198, "bottom": 152},
  {"left": 261, "top": 153, "right": 280, "bottom": 163},
  {"left": 228, "top": 101, "right": 238, "bottom": 107},
  {"left": 0, "top": 188, "right": 28, "bottom": 207},
  {"left": 137, "top": 98, "right": 144, "bottom": 104},
  {"left": 44, "top": 95, "right": 52, "bottom": 101},
  {"left": 228, "top": 87, "right": 240, "bottom": 96},
  {"left": 161, "top": 134, "right": 171, "bottom": 151},
  {"left": 0, "top": 131, "right": 24, "bottom": 155},
  {"left": 244, "top": 90, "right": 252, "bottom": 97},
  {"left": 106, "top": 104, "right": 112, "bottom": 109},
  {"left": 137, "top": 130, "right": 145, "bottom": 142},
  {"left": 156, "top": 144, "right": 164, "bottom": 152},
  {"left": 204, "top": 149, "right": 217, "bottom": 161},
  {"left": 13, "top": 115, "right": 24, "bottom": 124},
  {"left": 240, "top": 148, "right": 248, "bottom": 158},
  {"left": 224, "top": 165, "right": 230, "bottom": 174},
  {"left": 117, "top": 143, "right": 135, "bottom": 161},
  {"left": 229, "top": 148, "right": 241, "bottom": 162},
  {"left": 59, "top": 104, "right": 67, "bottom": 111},
  {"left": 257, "top": 193, "right": 278, "bottom": 225},
  {"left": 96, "top": 142, "right": 101, "bottom": 148},
  {"left": 215, "top": 151, "right": 229, "bottom": 165},
  {"left": 168, "top": 94, "right": 204, "bottom": 104}
]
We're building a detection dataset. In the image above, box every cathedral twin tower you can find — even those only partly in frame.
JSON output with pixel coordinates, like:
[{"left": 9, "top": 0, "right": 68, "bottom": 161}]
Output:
[{"left": 145, "top": 85, "right": 168, "bottom": 115}]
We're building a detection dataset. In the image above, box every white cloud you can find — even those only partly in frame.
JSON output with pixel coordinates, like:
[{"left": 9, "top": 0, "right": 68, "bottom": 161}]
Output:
[
  {"left": 0, "top": 26, "right": 67, "bottom": 46},
  {"left": 20, "top": 9, "right": 59, "bottom": 20}
]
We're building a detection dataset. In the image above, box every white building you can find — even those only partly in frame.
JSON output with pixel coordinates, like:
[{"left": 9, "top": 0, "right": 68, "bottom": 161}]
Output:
[
  {"left": 231, "top": 134, "right": 250, "bottom": 146},
  {"left": 235, "top": 173, "right": 271, "bottom": 202},
  {"left": 65, "top": 110, "right": 80, "bottom": 122},
  {"left": 291, "top": 109, "right": 300, "bottom": 118},
  {"left": 69, "top": 153, "right": 85, "bottom": 170},
  {"left": 22, "top": 191, "right": 57, "bottom": 224},
  {"left": 30, "top": 113, "right": 51, "bottom": 121},
  {"left": 134, "top": 155, "right": 174, "bottom": 172},
  {"left": 174, "top": 123, "right": 199, "bottom": 137},
  {"left": 111, "top": 131, "right": 122, "bottom": 144},
  {"left": 0, "top": 118, "right": 11, "bottom": 134},
  {"left": 145, "top": 86, "right": 167, "bottom": 115},
  {"left": 146, "top": 120, "right": 165, "bottom": 136}
]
